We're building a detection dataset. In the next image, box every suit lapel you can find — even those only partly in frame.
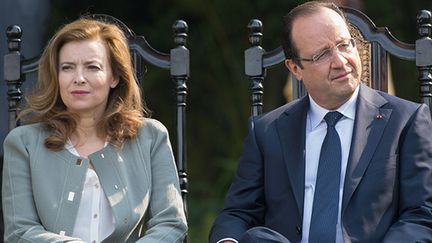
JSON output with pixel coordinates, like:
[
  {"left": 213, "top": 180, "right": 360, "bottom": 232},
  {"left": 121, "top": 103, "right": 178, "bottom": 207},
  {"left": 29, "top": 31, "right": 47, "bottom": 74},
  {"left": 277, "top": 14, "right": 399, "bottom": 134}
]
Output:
[
  {"left": 276, "top": 96, "right": 309, "bottom": 215},
  {"left": 342, "top": 85, "right": 392, "bottom": 212}
]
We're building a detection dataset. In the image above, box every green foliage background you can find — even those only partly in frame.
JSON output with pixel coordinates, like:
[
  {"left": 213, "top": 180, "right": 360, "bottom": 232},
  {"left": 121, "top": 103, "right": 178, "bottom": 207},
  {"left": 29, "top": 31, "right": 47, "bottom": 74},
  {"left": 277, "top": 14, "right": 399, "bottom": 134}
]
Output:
[{"left": 45, "top": 0, "right": 432, "bottom": 242}]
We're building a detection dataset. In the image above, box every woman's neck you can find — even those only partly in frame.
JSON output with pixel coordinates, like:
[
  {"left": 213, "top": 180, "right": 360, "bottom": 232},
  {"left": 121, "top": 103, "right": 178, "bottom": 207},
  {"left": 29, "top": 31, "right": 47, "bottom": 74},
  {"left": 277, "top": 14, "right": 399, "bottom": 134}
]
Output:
[{"left": 70, "top": 116, "right": 106, "bottom": 158}]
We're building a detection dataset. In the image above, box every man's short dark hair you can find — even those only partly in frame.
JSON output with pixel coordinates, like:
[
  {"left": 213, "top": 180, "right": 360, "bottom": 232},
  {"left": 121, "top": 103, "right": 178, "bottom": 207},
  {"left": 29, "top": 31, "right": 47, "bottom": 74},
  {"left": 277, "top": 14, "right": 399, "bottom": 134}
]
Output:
[{"left": 281, "top": 1, "right": 348, "bottom": 66}]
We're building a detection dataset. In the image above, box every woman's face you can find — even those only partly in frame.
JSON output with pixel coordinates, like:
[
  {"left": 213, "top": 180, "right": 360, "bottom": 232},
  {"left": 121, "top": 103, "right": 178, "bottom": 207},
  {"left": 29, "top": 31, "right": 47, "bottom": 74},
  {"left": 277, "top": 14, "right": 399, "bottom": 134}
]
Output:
[{"left": 58, "top": 39, "right": 118, "bottom": 119}]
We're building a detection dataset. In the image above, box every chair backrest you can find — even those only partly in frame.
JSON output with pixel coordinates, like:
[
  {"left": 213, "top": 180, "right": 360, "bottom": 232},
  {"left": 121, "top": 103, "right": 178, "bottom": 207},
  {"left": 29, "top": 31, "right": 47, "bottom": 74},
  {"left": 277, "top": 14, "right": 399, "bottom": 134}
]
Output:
[
  {"left": 3, "top": 13, "right": 189, "bottom": 225},
  {"left": 244, "top": 7, "right": 432, "bottom": 116}
]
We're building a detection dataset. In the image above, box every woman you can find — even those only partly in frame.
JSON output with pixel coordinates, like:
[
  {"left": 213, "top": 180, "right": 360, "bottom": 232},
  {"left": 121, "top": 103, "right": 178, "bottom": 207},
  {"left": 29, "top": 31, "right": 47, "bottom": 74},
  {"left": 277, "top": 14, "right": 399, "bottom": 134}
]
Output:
[{"left": 2, "top": 17, "right": 187, "bottom": 242}]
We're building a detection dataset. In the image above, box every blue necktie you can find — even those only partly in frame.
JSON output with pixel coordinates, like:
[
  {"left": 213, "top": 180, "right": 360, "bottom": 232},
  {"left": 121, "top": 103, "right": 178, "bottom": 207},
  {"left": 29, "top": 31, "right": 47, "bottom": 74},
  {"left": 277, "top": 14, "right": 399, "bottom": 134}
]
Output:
[{"left": 309, "top": 111, "right": 343, "bottom": 243}]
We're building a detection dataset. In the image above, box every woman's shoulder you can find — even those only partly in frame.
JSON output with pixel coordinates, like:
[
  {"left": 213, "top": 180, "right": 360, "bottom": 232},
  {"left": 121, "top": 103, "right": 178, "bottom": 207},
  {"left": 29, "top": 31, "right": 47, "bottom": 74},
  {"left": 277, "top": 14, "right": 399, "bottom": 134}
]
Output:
[
  {"left": 140, "top": 118, "right": 169, "bottom": 134},
  {"left": 6, "top": 123, "right": 45, "bottom": 139},
  {"left": 135, "top": 118, "right": 170, "bottom": 141},
  {"left": 3, "top": 123, "right": 47, "bottom": 150}
]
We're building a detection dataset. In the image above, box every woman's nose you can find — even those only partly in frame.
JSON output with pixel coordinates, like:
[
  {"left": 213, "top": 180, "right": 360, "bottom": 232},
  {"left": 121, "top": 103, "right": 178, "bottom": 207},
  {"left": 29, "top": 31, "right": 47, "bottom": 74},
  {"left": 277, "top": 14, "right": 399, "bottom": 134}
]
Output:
[{"left": 73, "top": 69, "right": 86, "bottom": 85}]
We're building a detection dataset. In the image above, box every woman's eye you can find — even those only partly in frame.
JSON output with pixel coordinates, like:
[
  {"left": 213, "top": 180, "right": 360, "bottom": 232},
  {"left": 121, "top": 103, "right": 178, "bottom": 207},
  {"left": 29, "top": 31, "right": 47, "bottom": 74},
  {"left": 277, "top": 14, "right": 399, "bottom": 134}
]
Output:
[
  {"left": 88, "top": 65, "right": 101, "bottom": 70},
  {"left": 61, "top": 65, "right": 72, "bottom": 71}
]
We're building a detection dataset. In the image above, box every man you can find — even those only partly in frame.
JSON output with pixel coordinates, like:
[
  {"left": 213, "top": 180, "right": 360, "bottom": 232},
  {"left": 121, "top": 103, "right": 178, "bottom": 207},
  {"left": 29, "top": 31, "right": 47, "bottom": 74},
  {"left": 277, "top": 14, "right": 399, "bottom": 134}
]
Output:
[{"left": 209, "top": 1, "right": 432, "bottom": 243}]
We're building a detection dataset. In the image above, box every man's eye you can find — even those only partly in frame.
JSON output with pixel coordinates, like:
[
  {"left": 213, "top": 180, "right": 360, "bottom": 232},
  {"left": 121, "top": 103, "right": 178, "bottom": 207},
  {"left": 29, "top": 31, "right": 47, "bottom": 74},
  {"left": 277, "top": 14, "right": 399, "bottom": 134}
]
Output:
[
  {"left": 314, "top": 49, "right": 331, "bottom": 62},
  {"left": 338, "top": 43, "right": 350, "bottom": 51}
]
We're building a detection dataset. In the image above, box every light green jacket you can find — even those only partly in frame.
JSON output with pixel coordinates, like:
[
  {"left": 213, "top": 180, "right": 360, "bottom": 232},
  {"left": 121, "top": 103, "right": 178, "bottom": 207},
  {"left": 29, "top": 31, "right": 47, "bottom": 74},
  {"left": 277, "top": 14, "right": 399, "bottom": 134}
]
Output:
[{"left": 2, "top": 119, "right": 187, "bottom": 243}]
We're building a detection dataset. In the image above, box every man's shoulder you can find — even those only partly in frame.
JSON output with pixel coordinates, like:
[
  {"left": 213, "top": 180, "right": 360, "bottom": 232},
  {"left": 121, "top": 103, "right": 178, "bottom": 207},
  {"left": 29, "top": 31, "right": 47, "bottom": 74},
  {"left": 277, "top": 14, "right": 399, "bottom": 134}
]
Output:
[
  {"left": 360, "top": 84, "right": 421, "bottom": 114},
  {"left": 374, "top": 89, "right": 421, "bottom": 113},
  {"left": 254, "top": 97, "right": 306, "bottom": 124}
]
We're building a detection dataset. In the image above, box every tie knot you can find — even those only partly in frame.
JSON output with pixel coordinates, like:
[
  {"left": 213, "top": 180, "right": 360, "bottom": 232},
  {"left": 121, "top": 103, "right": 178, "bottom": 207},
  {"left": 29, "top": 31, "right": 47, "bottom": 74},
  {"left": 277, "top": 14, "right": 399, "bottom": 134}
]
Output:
[{"left": 324, "top": 111, "right": 343, "bottom": 127}]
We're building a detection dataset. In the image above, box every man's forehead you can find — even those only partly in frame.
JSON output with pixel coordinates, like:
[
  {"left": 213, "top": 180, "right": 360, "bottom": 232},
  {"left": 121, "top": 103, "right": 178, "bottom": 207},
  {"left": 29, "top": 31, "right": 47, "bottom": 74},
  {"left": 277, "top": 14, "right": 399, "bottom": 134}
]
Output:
[
  {"left": 290, "top": 7, "right": 351, "bottom": 55},
  {"left": 291, "top": 8, "right": 349, "bottom": 37}
]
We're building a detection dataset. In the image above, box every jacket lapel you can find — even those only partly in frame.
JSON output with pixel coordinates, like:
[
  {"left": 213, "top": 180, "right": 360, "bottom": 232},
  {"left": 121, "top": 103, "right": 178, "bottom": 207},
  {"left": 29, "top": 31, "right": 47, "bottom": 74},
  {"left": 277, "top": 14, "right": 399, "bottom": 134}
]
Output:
[
  {"left": 275, "top": 96, "right": 309, "bottom": 215},
  {"left": 342, "top": 85, "right": 392, "bottom": 212}
]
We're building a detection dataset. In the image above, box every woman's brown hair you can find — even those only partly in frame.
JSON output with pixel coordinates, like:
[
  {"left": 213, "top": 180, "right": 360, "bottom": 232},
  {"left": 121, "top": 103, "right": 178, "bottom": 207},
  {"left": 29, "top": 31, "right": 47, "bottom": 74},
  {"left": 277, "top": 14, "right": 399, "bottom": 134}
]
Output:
[{"left": 20, "top": 17, "right": 150, "bottom": 150}]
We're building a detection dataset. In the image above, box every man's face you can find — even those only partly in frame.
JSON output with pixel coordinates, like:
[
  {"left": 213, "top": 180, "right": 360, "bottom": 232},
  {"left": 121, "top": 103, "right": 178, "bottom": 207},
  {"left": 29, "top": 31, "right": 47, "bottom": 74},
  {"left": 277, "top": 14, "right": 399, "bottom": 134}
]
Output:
[{"left": 285, "top": 7, "right": 362, "bottom": 110}]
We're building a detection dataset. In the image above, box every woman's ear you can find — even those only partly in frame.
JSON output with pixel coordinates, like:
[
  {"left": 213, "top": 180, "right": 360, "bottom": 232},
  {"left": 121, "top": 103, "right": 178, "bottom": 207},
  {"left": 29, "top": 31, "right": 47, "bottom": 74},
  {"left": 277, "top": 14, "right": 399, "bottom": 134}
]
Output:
[{"left": 110, "top": 78, "right": 119, "bottom": 88}]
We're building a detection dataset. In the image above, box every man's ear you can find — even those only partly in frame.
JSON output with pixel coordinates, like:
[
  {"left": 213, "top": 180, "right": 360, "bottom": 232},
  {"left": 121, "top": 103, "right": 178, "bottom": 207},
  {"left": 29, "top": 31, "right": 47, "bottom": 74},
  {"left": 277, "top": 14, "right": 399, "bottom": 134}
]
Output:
[{"left": 285, "top": 59, "right": 303, "bottom": 81}]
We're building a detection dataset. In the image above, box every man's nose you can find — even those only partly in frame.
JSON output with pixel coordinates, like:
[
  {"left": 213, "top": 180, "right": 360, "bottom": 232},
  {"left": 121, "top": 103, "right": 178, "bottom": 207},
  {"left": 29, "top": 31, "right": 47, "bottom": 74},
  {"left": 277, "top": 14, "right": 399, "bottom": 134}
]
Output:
[{"left": 330, "top": 49, "right": 348, "bottom": 67}]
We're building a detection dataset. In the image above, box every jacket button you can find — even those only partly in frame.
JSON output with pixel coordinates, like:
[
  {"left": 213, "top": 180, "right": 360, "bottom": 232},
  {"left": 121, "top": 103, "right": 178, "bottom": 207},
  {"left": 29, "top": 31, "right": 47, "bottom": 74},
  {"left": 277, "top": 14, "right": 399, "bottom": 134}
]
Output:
[{"left": 296, "top": 226, "right": 302, "bottom": 235}]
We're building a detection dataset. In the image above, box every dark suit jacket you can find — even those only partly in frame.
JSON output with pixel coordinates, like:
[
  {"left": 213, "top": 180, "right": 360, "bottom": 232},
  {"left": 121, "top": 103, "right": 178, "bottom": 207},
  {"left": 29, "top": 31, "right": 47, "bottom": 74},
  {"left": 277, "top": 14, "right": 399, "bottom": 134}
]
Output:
[{"left": 209, "top": 84, "right": 432, "bottom": 243}]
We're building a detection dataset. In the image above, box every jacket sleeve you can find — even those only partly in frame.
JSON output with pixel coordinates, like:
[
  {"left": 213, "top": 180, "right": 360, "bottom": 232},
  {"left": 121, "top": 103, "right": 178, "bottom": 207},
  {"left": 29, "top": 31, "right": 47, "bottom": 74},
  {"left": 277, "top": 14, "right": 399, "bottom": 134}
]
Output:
[
  {"left": 136, "top": 120, "right": 187, "bottom": 243},
  {"left": 2, "top": 127, "right": 85, "bottom": 243},
  {"left": 383, "top": 104, "right": 432, "bottom": 242},
  {"left": 209, "top": 117, "right": 265, "bottom": 243}
]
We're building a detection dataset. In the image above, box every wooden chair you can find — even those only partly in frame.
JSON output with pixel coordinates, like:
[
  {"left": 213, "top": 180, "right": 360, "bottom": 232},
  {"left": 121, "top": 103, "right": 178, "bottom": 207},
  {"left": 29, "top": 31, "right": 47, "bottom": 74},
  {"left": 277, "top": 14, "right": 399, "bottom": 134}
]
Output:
[
  {"left": 2, "top": 14, "right": 189, "bottom": 240},
  {"left": 244, "top": 7, "right": 432, "bottom": 116}
]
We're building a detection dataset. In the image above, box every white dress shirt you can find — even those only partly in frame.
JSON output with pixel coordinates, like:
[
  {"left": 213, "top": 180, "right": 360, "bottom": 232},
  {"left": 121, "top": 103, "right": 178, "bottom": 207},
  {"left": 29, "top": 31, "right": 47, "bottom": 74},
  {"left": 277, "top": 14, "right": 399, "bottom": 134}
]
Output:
[
  {"left": 66, "top": 141, "right": 115, "bottom": 243},
  {"left": 301, "top": 86, "right": 359, "bottom": 243}
]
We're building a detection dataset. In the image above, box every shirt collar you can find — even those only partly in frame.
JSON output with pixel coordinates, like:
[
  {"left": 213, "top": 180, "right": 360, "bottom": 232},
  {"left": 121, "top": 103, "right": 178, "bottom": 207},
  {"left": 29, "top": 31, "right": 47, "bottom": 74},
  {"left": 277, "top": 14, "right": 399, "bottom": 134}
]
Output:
[{"left": 308, "top": 85, "right": 359, "bottom": 129}]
